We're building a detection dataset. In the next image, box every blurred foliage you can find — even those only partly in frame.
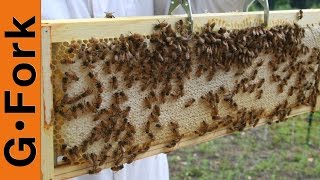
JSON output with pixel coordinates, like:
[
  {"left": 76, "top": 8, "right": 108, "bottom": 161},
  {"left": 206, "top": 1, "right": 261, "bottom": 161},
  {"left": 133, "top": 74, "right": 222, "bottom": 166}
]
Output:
[{"left": 250, "top": 0, "right": 320, "bottom": 11}]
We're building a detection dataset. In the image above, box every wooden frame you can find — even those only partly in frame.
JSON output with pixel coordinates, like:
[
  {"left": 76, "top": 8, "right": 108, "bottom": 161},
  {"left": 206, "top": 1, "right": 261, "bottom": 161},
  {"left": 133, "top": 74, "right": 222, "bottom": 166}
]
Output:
[{"left": 41, "top": 9, "right": 320, "bottom": 179}]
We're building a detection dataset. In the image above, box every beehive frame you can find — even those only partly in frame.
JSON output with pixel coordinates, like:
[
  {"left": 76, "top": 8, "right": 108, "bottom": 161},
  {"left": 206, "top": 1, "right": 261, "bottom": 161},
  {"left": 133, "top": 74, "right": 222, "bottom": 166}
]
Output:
[{"left": 41, "top": 9, "right": 320, "bottom": 180}]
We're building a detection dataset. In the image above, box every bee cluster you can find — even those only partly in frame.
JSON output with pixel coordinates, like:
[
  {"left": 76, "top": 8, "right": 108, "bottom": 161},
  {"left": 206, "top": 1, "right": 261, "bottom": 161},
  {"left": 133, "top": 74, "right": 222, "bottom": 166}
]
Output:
[{"left": 50, "top": 19, "right": 320, "bottom": 174}]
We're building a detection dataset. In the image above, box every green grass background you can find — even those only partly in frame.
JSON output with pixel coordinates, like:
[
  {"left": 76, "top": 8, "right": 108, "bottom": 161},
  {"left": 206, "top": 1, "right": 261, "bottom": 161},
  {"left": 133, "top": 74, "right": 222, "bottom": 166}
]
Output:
[{"left": 168, "top": 113, "right": 320, "bottom": 179}]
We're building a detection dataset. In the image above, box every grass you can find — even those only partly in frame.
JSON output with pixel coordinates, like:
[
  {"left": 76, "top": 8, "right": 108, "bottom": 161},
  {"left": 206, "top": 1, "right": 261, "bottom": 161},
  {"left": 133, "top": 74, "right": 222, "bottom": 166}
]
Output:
[{"left": 168, "top": 112, "right": 320, "bottom": 180}]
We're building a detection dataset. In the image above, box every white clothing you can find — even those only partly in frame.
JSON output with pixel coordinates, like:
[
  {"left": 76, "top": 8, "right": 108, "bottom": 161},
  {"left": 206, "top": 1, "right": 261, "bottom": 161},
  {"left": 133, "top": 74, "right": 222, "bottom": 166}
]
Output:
[{"left": 154, "top": 0, "right": 245, "bottom": 15}]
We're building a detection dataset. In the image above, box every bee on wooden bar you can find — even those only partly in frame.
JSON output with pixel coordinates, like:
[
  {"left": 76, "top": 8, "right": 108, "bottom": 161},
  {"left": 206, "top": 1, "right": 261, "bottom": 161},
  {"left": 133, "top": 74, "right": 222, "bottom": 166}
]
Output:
[
  {"left": 195, "top": 121, "right": 209, "bottom": 136},
  {"left": 184, "top": 98, "right": 195, "bottom": 108},
  {"left": 111, "top": 165, "right": 124, "bottom": 171},
  {"left": 110, "top": 76, "right": 118, "bottom": 90},
  {"left": 154, "top": 20, "right": 168, "bottom": 30},
  {"left": 127, "top": 153, "right": 138, "bottom": 164},
  {"left": 139, "top": 141, "right": 151, "bottom": 154},
  {"left": 105, "top": 12, "right": 115, "bottom": 18},
  {"left": 297, "top": 9, "right": 303, "bottom": 20},
  {"left": 65, "top": 71, "right": 79, "bottom": 81}
]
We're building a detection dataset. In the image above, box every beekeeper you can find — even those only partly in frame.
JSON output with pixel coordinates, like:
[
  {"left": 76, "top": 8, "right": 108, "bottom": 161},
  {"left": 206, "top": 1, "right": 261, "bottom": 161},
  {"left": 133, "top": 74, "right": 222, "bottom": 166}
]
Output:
[{"left": 41, "top": 1, "right": 246, "bottom": 180}]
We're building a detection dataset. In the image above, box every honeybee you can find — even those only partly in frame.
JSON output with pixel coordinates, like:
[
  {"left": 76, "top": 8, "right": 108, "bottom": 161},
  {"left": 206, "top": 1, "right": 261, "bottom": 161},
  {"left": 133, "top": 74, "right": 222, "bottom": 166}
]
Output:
[
  {"left": 105, "top": 12, "right": 115, "bottom": 18},
  {"left": 207, "top": 70, "right": 215, "bottom": 81},
  {"left": 60, "top": 144, "right": 68, "bottom": 155},
  {"left": 104, "top": 60, "right": 112, "bottom": 74},
  {"left": 149, "top": 113, "right": 159, "bottom": 122},
  {"left": 145, "top": 120, "right": 151, "bottom": 134},
  {"left": 80, "top": 140, "right": 89, "bottom": 153},
  {"left": 184, "top": 98, "right": 196, "bottom": 108},
  {"left": 139, "top": 141, "right": 151, "bottom": 153},
  {"left": 65, "top": 71, "right": 79, "bottom": 81},
  {"left": 288, "top": 86, "right": 294, "bottom": 96},
  {"left": 155, "top": 123, "right": 162, "bottom": 128},
  {"left": 250, "top": 69, "right": 258, "bottom": 80},
  {"left": 278, "top": 83, "right": 284, "bottom": 93},
  {"left": 256, "top": 60, "right": 263, "bottom": 67},
  {"left": 194, "top": 121, "right": 209, "bottom": 136},
  {"left": 257, "top": 78, "right": 265, "bottom": 88},
  {"left": 256, "top": 89, "right": 263, "bottom": 99},
  {"left": 110, "top": 76, "right": 118, "bottom": 90},
  {"left": 95, "top": 94, "right": 102, "bottom": 109},
  {"left": 88, "top": 71, "right": 98, "bottom": 82},
  {"left": 297, "top": 9, "right": 303, "bottom": 20},
  {"left": 126, "top": 122, "right": 136, "bottom": 134},
  {"left": 119, "top": 91, "right": 128, "bottom": 103},
  {"left": 96, "top": 81, "right": 103, "bottom": 93},
  {"left": 99, "top": 154, "right": 108, "bottom": 166},
  {"left": 195, "top": 64, "right": 204, "bottom": 77},
  {"left": 85, "top": 101, "right": 97, "bottom": 113},
  {"left": 71, "top": 105, "right": 78, "bottom": 118},
  {"left": 212, "top": 115, "right": 222, "bottom": 120},
  {"left": 111, "top": 165, "right": 124, "bottom": 171},
  {"left": 248, "top": 84, "right": 256, "bottom": 93},
  {"left": 121, "top": 106, "right": 131, "bottom": 118},
  {"left": 64, "top": 88, "right": 93, "bottom": 104},
  {"left": 234, "top": 69, "right": 245, "bottom": 77},
  {"left": 148, "top": 91, "right": 157, "bottom": 102},
  {"left": 147, "top": 132, "right": 155, "bottom": 141},
  {"left": 154, "top": 20, "right": 168, "bottom": 30},
  {"left": 143, "top": 97, "right": 152, "bottom": 109},
  {"left": 219, "top": 86, "right": 226, "bottom": 93},
  {"left": 152, "top": 105, "right": 161, "bottom": 116},
  {"left": 61, "top": 56, "right": 75, "bottom": 64},
  {"left": 127, "top": 153, "right": 138, "bottom": 164},
  {"left": 67, "top": 42, "right": 80, "bottom": 53},
  {"left": 62, "top": 77, "right": 69, "bottom": 92}
]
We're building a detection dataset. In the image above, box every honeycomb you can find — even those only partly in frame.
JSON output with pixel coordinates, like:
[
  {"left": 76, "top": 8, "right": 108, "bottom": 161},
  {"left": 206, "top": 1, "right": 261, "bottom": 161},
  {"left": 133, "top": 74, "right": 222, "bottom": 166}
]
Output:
[{"left": 50, "top": 19, "right": 320, "bottom": 173}]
